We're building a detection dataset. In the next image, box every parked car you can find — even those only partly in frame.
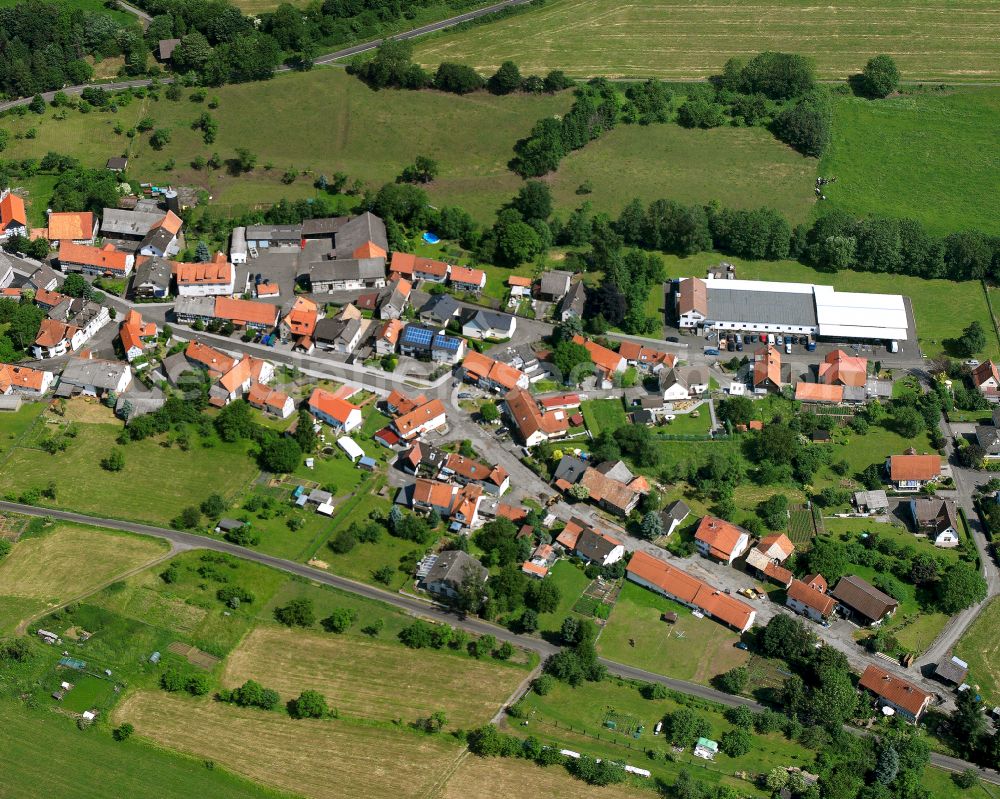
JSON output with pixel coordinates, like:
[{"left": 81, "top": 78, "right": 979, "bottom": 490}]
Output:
[
  {"left": 806, "top": 341, "right": 817, "bottom": 352},
  {"left": 704, "top": 347, "right": 720, "bottom": 356},
  {"left": 666, "top": 336, "right": 679, "bottom": 343},
  {"left": 785, "top": 342, "right": 792, "bottom": 354},
  {"left": 735, "top": 341, "right": 743, "bottom": 352},
  {"left": 966, "top": 359, "right": 981, "bottom": 367},
  {"left": 735, "top": 642, "right": 749, "bottom": 651},
  {"left": 759, "top": 334, "right": 767, "bottom": 343},
  {"left": 457, "top": 392, "right": 473, "bottom": 399}
]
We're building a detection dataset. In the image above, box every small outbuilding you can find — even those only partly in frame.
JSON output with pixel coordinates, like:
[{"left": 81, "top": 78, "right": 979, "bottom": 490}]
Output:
[
  {"left": 337, "top": 436, "right": 365, "bottom": 463},
  {"left": 934, "top": 655, "right": 970, "bottom": 686}
]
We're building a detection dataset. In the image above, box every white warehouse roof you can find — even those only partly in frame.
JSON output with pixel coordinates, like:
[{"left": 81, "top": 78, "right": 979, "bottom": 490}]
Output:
[{"left": 813, "top": 285, "right": 908, "bottom": 340}]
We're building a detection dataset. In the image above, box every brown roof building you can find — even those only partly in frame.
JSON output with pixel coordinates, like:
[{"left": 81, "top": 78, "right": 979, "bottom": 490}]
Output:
[
  {"left": 859, "top": 664, "right": 932, "bottom": 722},
  {"left": 830, "top": 575, "right": 898, "bottom": 625}
]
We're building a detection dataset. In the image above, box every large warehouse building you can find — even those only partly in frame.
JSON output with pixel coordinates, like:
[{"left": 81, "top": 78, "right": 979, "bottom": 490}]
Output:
[{"left": 676, "top": 276, "right": 909, "bottom": 342}]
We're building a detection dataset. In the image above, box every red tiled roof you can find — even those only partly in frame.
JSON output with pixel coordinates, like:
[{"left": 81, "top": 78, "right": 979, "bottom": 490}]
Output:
[
  {"left": 508, "top": 275, "right": 532, "bottom": 287},
  {"left": 505, "top": 387, "right": 568, "bottom": 441},
  {"left": 413, "top": 478, "right": 455, "bottom": 510},
  {"left": 572, "top": 335, "right": 624, "bottom": 376},
  {"left": 34, "top": 318, "right": 72, "bottom": 348},
  {"left": 450, "top": 266, "right": 486, "bottom": 287},
  {"left": 795, "top": 383, "right": 844, "bottom": 403},
  {"left": 214, "top": 297, "right": 279, "bottom": 327},
  {"left": 462, "top": 351, "right": 525, "bottom": 392},
  {"left": 819, "top": 349, "right": 868, "bottom": 387},
  {"left": 248, "top": 382, "right": 291, "bottom": 412},
  {"left": 0, "top": 363, "right": 47, "bottom": 392},
  {"left": 0, "top": 192, "right": 27, "bottom": 227},
  {"left": 627, "top": 550, "right": 754, "bottom": 631},
  {"left": 59, "top": 241, "right": 130, "bottom": 271},
  {"left": 153, "top": 210, "right": 183, "bottom": 235},
  {"left": 353, "top": 241, "right": 387, "bottom": 259},
  {"left": 889, "top": 454, "right": 941, "bottom": 481},
  {"left": 185, "top": 341, "right": 237, "bottom": 375},
  {"left": 786, "top": 578, "right": 837, "bottom": 617},
  {"left": 394, "top": 399, "right": 446, "bottom": 437},
  {"left": 308, "top": 388, "right": 360, "bottom": 424},
  {"left": 174, "top": 254, "right": 233, "bottom": 285},
  {"left": 753, "top": 345, "right": 781, "bottom": 388},
  {"left": 47, "top": 211, "right": 94, "bottom": 241},
  {"left": 973, "top": 361, "right": 1000, "bottom": 387},
  {"left": 695, "top": 516, "right": 748, "bottom": 560},
  {"left": 859, "top": 664, "right": 931, "bottom": 717}
]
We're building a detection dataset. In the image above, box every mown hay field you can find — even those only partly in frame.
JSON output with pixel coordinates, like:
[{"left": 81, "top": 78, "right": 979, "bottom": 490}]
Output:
[
  {"left": 223, "top": 626, "right": 527, "bottom": 729},
  {"left": 413, "top": 0, "right": 1000, "bottom": 81},
  {"left": 0, "top": 525, "right": 167, "bottom": 632},
  {"left": 116, "top": 691, "right": 463, "bottom": 799}
]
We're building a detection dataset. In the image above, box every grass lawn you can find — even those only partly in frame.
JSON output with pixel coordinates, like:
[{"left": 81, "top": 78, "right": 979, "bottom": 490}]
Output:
[
  {"left": 820, "top": 425, "right": 933, "bottom": 477},
  {"left": 0, "top": 401, "right": 45, "bottom": 459},
  {"left": 511, "top": 677, "right": 811, "bottom": 794},
  {"left": 224, "top": 625, "right": 529, "bottom": 729},
  {"left": 89, "top": 549, "right": 289, "bottom": 659},
  {"left": 0, "top": 408, "right": 259, "bottom": 527},
  {"left": 310, "top": 492, "right": 428, "bottom": 588},
  {"left": 955, "top": 595, "right": 1000, "bottom": 706},
  {"left": 116, "top": 690, "right": 463, "bottom": 799},
  {"left": 0, "top": 701, "right": 296, "bottom": 799},
  {"left": 412, "top": 0, "right": 1000, "bottom": 81},
  {"left": 822, "top": 89, "right": 1000, "bottom": 236},
  {"left": 822, "top": 517, "right": 963, "bottom": 564},
  {"left": 660, "top": 251, "right": 1000, "bottom": 360},
  {"left": 0, "top": 69, "right": 572, "bottom": 225},
  {"left": 580, "top": 398, "right": 627, "bottom": 435},
  {"left": 548, "top": 122, "right": 816, "bottom": 224},
  {"left": 598, "top": 580, "right": 748, "bottom": 684},
  {"left": 0, "top": 523, "right": 168, "bottom": 634},
  {"left": 663, "top": 409, "right": 712, "bottom": 435},
  {"left": 534, "top": 559, "right": 591, "bottom": 633}
]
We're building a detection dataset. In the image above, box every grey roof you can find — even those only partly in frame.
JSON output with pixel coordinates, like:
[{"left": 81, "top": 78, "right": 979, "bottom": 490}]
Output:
[
  {"left": 854, "top": 490, "right": 888, "bottom": 510},
  {"left": 47, "top": 298, "right": 75, "bottom": 321},
  {"left": 934, "top": 656, "right": 969, "bottom": 685},
  {"left": 333, "top": 212, "right": 387, "bottom": 259},
  {"left": 419, "top": 294, "right": 460, "bottom": 324},
  {"left": 496, "top": 344, "right": 538, "bottom": 369},
  {"left": 553, "top": 455, "right": 587, "bottom": 484},
  {"left": 422, "top": 549, "right": 487, "bottom": 589},
  {"left": 0, "top": 251, "right": 13, "bottom": 283},
  {"left": 540, "top": 270, "right": 571, "bottom": 298},
  {"left": 633, "top": 409, "right": 655, "bottom": 425},
  {"left": 27, "top": 265, "right": 61, "bottom": 291},
  {"left": 378, "top": 284, "right": 408, "bottom": 314},
  {"left": 157, "top": 38, "right": 180, "bottom": 60},
  {"left": 842, "top": 385, "right": 868, "bottom": 403},
  {"left": 307, "top": 489, "right": 333, "bottom": 504},
  {"left": 245, "top": 224, "right": 301, "bottom": 243},
  {"left": 706, "top": 286, "right": 817, "bottom": 328},
  {"left": 133, "top": 255, "right": 173, "bottom": 290},
  {"left": 640, "top": 396, "right": 668, "bottom": 410},
  {"left": 59, "top": 358, "right": 129, "bottom": 391},
  {"left": 314, "top": 316, "right": 361, "bottom": 346},
  {"left": 866, "top": 378, "right": 893, "bottom": 399},
  {"left": 308, "top": 258, "right": 385, "bottom": 285},
  {"left": 302, "top": 216, "right": 349, "bottom": 236},
  {"left": 230, "top": 226, "right": 247, "bottom": 256},
  {"left": 173, "top": 296, "right": 216, "bottom": 319},
  {"left": 116, "top": 387, "right": 165, "bottom": 420},
  {"left": 576, "top": 528, "right": 619, "bottom": 563},
  {"left": 161, "top": 351, "right": 193, "bottom": 386},
  {"left": 596, "top": 459, "right": 634, "bottom": 483},
  {"left": 106, "top": 157, "right": 128, "bottom": 171},
  {"left": 216, "top": 518, "right": 244, "bottom": 531},
  {"left": 140, "top": 226, "right": 175, "bottom": 253},
  {"left": 660, "top": 365, "right": 708, "bottom": 392},
  {"left": 70, "top": 301, "right": 104, "bottom": 327},
  {"left": 976, "top": 425, "right": 1000, "bottom": 454},
  {"left": 101, "top": 208, "right": 163, "bottom": 238},
  {"left": 560, "top": 280, "right": 586, "bottom": 315},
  {"left": 464, "top": 309, "right": 514, "bottom": 333},
  {"left": 663, "top": 499, "right": 691, "bottom": 523},
  {"left": 911, "top": 497, "right": 960, "bottom": 534}
]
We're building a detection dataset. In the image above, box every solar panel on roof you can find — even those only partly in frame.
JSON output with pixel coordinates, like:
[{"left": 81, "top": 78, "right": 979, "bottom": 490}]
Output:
[
  {"left": 433, "top": 335, "right": 461, "bottom": 350},
  {"left": 403, "top": 325, "right": 434, "bottom": 344}
]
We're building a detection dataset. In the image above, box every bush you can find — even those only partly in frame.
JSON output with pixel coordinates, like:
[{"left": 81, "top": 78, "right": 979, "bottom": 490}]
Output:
[
  {"left": 719, "top": 728, "right": 752, "bottom": 757},
  {"left": 112, "top": 723, "right": 134, "bottom": 742},
  {"left": 724, "top": 704, "right": 754, "bottom": 728},
  {"left": 715, "top": 666, "right": 749, "bottom": 695},
  {"left": 289, "top": 689, "right": 328, "bottom": 719},
  {"left": 532, "top": 674, "right": 555, "bottom": 695},
  {"left": 640, "top": 682, "right": 670, "bottom": 700},
  {"left": 274, "top": 598, "right": 315, "bottom": 628},
  {"left": 320, "top": 608, "right": 357, "bottom": 633}
]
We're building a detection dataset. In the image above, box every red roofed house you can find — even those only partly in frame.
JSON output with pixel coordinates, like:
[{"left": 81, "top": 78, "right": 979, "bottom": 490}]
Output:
[
  {"left": 33, "top": 288, "right": 69, "bottom": 311},
  {"left": 392, "top": 398, "right": 447, "bottom": 441},
  {"left": 795, "top": 383, "right": 844, "bottom": 404},
  {"left": 279, "top": 296, "right": 320, "bottom": 353},
  {"left": 0, "top": 190, "right": 28, "bottom": 241},
  {"left": 618, "top": 341, "right": 677, "bottom": 371},
  {"left": 887, "top": 451, "right": 941, "bottom": 491},
  {"left": 571, "top": 335, "right": 626, "bottom": 386},
  {"left": 819, "top": 349, "right": 868, "bottom": 387},
  {"left": 248, "top": 382, "right": 295, "bottom": 419},
  {"left": 412, "top": 478, "right": 458, "bottom": 517},
  {"left": 676, "top": 277, "right": 708, "bottom": 329},
  {"left": 745, "top": 533, "right": 794, "bottom": 586},
  {"left": 539, "top": 393, "right": 581, "bottom": 411},
  {"left": 44, "top": 211, "right": 98, "bottom": 246},
  {"left": 508, "top": 275, "right": 532, "bottom": 300},
  {"left": 185, "top": 341, "right": 237, "bottom": 377},
  {"left": 213, "top": 297, "right": 280, "bottom": 330},
  {"left": 58, "top": 242, "right": 135, "bottom": 278},
  {"left": 695, "top": 516, "right": 751, "bottom": 564},
  {"left": 859, "top": 664, "right": 932, "bottom": 723},
  {"left": 217, "top": 355, "right": 273, "bottom": 402},
  {"left": 786, "top": 577, "right": 837, "bottom": 622},
  {"left": 449, "top": 265, "right": 487, "bottom": 294},
  {"left": 0, "top": 363, "right": 53, "bottom": 396},
  {"left": 504, "top": 387, "right": 569, "bottom": 447},
  {"left": 374, "top": 319, "right": 404, "bottom": 356},
  {"left": 627, "top": 550, "right": 756, "bottom": 633},
  {"left": 972, "top": 361, "right": 1000, "bottom": 401},
  {"left": 461, "top": 351, "right": 529, "bottom": 393},
  {"left": 174, "top": 253, "right": 235, "bottom": 296},
  {"left": 118, "top": 310, "right": 157, "bottom": 363},
  {"left": 441, "top": 452, "right": 510, "bottom": 496},
  {"left": 308, "top": 388, "right": 362, "bottom": 433},
  {"left": 753, "top": 346, "right": 782, "bottom": 394}
]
